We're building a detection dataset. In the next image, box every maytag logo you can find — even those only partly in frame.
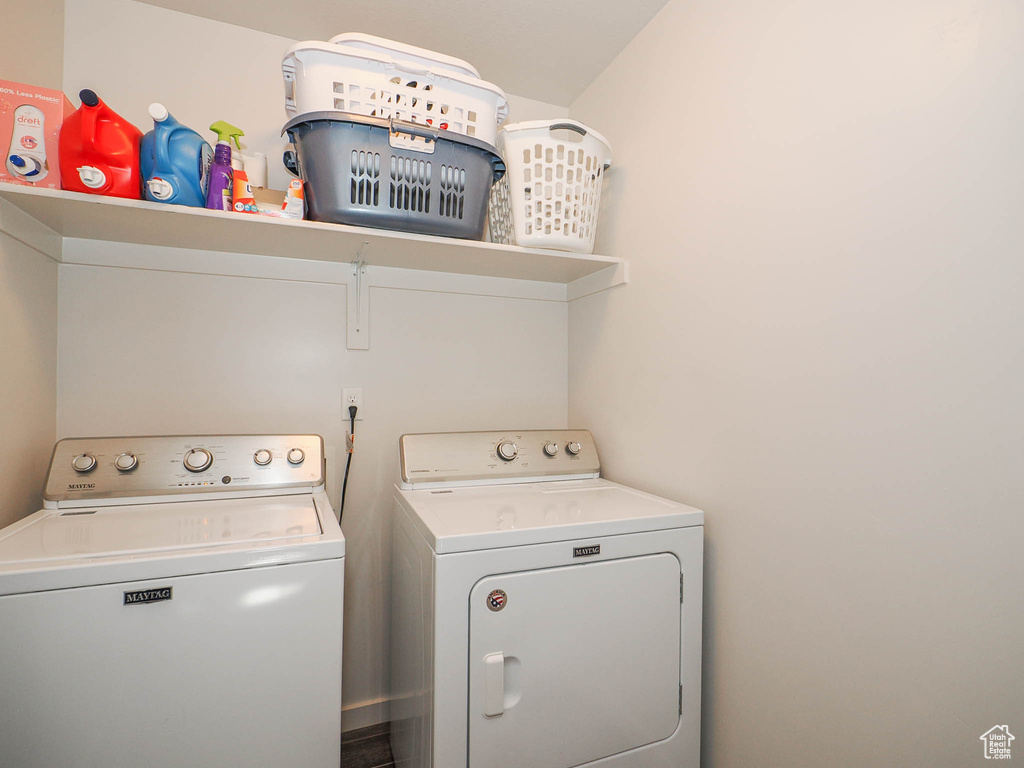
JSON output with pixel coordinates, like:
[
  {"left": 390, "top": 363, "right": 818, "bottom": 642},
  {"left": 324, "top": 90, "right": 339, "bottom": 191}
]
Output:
[
  {"left": 123, "top": 587, "right": 172, "bottom": 605},
  {"left": 573, "top": 545, "right": 601, "bottom": 558},
  {"left": 67, "top": 483, "right": 95, "bottom": 491}
]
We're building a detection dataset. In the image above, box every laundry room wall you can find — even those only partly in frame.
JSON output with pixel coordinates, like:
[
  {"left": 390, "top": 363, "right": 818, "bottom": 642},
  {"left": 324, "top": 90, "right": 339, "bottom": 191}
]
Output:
[
  {"left": 568, "top": 1, "right": 1024, "bottom": 767},
  {"left": 56, "top": 0, "right": 571, "bottom": 727},
  {"left": 61, "top": 0, "right": 567, "bottom": 192},
  {"left": 0, "top": 222, "right": 58, "bottom": 528},
  {"left": 0, "top": 0, "right": 64, "bottom": 91},
  {"left": 56, "top": 249, "right": 568, "bottom": 725},
  {"left": 0, "top": 0, "right": 63, "bottom": 527}
]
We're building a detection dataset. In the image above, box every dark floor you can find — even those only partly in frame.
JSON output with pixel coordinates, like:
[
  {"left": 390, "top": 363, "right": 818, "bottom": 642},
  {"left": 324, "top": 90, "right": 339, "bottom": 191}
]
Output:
[{"left": 341, "top": 722, "right": 394, "bottom": 768}]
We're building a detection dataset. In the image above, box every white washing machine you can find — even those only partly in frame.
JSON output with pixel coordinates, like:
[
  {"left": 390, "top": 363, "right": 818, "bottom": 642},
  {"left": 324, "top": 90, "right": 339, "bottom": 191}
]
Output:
[
  {"left": 389, "top": 430, "right": 703, "bottom": 768},
  {"left": 0, "top": 434, "right": 345, "bottom": 768}
]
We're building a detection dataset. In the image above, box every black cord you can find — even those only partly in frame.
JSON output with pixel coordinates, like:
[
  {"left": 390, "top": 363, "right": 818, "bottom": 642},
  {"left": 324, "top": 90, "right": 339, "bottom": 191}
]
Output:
[{"left": 339, "top": 405, "right": 357, "bottom": 522}]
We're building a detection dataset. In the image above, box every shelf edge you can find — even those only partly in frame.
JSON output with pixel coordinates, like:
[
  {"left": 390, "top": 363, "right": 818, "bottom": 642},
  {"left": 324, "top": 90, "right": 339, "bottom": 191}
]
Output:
[
  {"left": 62, "top": 238, "right": 569, "bottom": 302},
  {"left": 0, "top": 184, "right": 624, "bottom": 287}
]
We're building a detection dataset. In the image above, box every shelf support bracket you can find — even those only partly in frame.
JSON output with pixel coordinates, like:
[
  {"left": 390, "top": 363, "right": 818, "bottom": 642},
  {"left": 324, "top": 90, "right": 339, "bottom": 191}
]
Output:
[{"left": 347, "top": 242, "right": 370, "bottom": 350}]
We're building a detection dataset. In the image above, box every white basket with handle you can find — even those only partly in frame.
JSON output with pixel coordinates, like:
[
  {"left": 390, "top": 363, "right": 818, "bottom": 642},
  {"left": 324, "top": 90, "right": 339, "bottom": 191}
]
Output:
[
  {"left": 328, "top": 33, "right": 482, "bottom": 80},
  {"left": 488, "top": 120, "right": 612, "bottom": 253},
  {"left": 282, "top": 38, "right": 508, "bottom": 146}
]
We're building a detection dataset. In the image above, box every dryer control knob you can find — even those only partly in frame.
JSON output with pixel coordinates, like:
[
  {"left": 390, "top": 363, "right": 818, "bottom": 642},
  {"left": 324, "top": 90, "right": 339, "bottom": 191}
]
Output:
[
  {"left": 114, "top": 453, "right": 138, "bottom": 472},
  {"left": 183, "top": 448, "right": 213, "bottom": 473},
  {"left": 543, "top": 442, "right": 559, "bottom": 457},
  {"left": 72, "top": 453, "right": 97, "bottom": 473},
  {"left": 496, "top": 441, "right": 518, "bottom": 461},
  {"left": 566, "top": 441, "right": 582, "bottom": 456},
  {"left": 287, "top": 448, "right": 305, "bottom": 465},
  {"left": 254, "top": 449, "right": 273, "bottom": 466}
]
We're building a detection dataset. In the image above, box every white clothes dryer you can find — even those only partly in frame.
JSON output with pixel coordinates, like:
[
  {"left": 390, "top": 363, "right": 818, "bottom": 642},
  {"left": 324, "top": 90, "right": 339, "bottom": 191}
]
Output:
[
  {"left": 0, "top": 434, "right": 345, "bottom": 768},
  {"left": 390, "top": 430, "right": 703, "bottom": 768}
]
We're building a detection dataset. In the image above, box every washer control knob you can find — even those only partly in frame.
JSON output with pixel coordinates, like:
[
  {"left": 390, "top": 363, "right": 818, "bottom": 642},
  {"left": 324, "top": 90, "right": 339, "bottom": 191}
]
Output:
[
  {"left": 287, "top": 448, "right": 305, "bottom": 465},
  {"left": 71, "top": 453, "right": 97, "bottom": 473},
  {"left": 566, "top": 441, "right": 582, "bottom": 456},
  {"left": 114, "top": 453, "right": 138, "bottom": 472},
  {"left": 183, "top": 448, "right": 213, "bottom": 473},
  {"left": 496, "top": 441, "right": 518, "bottom": 461},
  {"left": 543, "top": 442, "right": 559, "bottom": 457},
  {"left": 254, "top": 449, "right": 273, "bottom": 466}
]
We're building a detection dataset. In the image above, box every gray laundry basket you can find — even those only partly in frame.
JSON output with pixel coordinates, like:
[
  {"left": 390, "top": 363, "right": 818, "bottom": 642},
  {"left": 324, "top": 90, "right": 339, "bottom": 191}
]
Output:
[{"left": 283, "top": 112, "right": 505, "bottom": 239}]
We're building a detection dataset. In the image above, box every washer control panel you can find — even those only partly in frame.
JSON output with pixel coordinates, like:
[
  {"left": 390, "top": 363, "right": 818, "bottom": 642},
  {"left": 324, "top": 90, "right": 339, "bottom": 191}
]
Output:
[
  {"left": 44, "top": 435, "right": 325, "bottom": 503},
  {"left": 399, "top": 430, "right": 600, "bottom": 485}
]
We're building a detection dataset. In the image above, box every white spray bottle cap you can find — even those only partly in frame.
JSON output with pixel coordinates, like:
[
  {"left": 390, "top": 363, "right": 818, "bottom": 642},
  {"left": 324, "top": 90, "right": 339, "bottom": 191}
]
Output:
[{"left": 149, "top": 103, "right": 169, "bottom": 122}]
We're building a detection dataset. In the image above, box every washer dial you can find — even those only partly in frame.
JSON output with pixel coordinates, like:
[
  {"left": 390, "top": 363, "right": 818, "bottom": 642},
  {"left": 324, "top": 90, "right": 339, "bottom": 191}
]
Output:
[
  {"left": 543, "top": 442, "right": 559, "bottom": 457},
  {"left": 496, "top": 441, "right": 518, "bottom": 461},
  {"left": 566, "top": 441, "right": 582, "bottom": 456},
  {"left": 287, "top": 448, "right": 305, "bottom": 465},
  {"left": 114, "top": 453, "right": 138, "bottom": 472},
  {"left": 71, "top": 453, "right": 97, "bottom": 473},
  {"left": 254, "top": 449, "right": 273, "bottom": 466},
  {"left": 183, "top": 448, "right": 214, "bottom": 473}
]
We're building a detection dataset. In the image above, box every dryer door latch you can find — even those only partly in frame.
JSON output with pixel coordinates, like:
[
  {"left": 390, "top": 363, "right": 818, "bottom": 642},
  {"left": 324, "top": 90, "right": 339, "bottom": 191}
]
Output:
[{"left": 483, "top": 652, "right": 505, "bottom": 718}]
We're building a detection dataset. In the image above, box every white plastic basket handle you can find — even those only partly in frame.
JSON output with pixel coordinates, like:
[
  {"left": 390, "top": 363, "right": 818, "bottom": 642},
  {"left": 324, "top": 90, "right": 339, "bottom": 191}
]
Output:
[
  {"left": 384, "top": 60, "right": 450, "bottom": 85},
  {"left": 389, "top": 61, "right": 432, "bottom": 77}
]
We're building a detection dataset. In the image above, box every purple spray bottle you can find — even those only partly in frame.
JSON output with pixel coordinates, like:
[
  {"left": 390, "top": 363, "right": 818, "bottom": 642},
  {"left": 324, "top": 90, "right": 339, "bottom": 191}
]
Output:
[{"left": 205, "top": 121, "right": 244, "bottom": 211}]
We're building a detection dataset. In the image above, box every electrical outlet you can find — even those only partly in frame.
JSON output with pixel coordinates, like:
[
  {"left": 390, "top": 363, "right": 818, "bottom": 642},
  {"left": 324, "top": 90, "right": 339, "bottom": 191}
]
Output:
[{"left": 342, "top": 388, "right": 363, "bottom": 421}]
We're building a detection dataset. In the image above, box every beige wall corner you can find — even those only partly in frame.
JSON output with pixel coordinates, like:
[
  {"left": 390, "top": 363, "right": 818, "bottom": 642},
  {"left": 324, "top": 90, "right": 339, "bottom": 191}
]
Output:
[
  {"left": 0, "top": 0, "right": 64, "bottom": 90},
  {"left": 0, "top": 226, "right": 58, "bottom": 527},
  {"left": 569, "top": 0, "right": 1024, "bottom": 765}
]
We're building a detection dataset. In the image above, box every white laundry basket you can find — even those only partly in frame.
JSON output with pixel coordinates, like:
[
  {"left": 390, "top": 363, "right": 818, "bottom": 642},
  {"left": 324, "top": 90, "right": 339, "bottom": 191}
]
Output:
[
  {"left": 488, "top": 120, "right": 612, "bottom": 253},
  {"left": 282, "top": 39, "right": 509, "bottom": 146},
  {"left": 328, "top": 33, "right": 482, "bottom": 79}
]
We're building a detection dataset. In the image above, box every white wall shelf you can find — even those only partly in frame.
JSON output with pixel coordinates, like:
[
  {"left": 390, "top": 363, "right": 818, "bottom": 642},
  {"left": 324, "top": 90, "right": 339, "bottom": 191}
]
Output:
[
  {"left": 0, "top": 185, "right": 626, "bottom": 288},
  {"left": 0, "top": 184, "right": 625, "bottom": 349}
]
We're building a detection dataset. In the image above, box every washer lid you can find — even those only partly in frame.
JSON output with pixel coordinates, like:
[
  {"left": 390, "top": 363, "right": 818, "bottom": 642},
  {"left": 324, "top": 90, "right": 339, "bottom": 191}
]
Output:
[
  {"left": 0, "top": 495, "right": 344, "bottom": 595},
  {"left": 396, "top": 478, "right": 703, "bottom": 554}
]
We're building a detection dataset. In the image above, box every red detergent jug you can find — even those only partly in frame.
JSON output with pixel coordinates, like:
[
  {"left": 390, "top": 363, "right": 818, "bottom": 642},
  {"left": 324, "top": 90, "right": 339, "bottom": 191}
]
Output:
[{"left": 59, "top": 89, "right": 142, "bottom": 198}]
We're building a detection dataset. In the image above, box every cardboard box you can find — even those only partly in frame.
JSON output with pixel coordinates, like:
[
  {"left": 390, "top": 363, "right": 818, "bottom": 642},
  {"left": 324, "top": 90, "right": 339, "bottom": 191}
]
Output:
[{"left": 0, "top": 80, "right": 74, "bottom": 190}]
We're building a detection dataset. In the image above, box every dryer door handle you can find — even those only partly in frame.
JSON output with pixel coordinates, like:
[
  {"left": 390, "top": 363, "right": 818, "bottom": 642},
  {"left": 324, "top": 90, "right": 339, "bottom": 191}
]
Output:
[{"left": 483, "top": 652, "right": 505, "bottom": 717}]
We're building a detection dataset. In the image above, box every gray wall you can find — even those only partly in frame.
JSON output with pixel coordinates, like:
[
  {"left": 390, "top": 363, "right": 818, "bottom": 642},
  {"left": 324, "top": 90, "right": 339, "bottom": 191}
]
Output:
[{"left": 568, "top": 0, "right": 1024, "bottom": 765}]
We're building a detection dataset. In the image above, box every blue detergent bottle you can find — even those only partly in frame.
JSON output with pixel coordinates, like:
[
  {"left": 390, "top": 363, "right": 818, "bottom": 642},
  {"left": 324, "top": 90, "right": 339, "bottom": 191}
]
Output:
[{"left": 140, "top": 103, "right": 212, "bottom": 207}]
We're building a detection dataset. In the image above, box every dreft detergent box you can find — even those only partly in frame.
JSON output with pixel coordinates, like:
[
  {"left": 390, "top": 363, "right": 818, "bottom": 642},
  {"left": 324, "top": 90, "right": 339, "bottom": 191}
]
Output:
[{"left": 0, "top": 80, "right": 74, "bottom": 189}]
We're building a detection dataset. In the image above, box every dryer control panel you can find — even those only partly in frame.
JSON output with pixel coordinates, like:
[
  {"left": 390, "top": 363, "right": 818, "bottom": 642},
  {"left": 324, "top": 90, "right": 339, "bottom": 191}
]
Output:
[
  {"left": 44, "top": 434, "right": 325, "bottom": 504},
  {"left": 399, "top": 430, "right": 600, "bottom": 486}
]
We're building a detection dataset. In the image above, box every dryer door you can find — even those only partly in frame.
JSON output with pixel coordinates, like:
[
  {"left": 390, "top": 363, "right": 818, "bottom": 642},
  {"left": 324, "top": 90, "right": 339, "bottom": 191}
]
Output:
[{"left": 468, "top": 553, "right": 681, "bottom": 768}]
